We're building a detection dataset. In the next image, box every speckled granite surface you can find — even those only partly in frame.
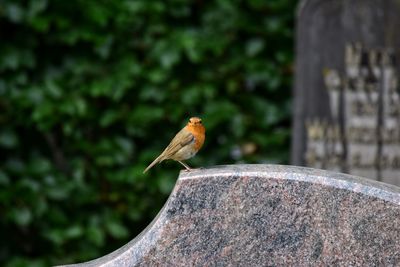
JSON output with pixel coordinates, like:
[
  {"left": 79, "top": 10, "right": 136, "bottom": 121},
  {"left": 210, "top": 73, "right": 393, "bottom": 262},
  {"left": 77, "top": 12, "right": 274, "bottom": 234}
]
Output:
[{"left": 59, "top": 164, "right": 400, "bottom": 267}]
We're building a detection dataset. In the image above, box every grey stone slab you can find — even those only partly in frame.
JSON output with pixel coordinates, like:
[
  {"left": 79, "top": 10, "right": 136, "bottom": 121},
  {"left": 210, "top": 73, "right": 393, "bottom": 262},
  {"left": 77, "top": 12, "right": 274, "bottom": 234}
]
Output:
[
  {"left": 292, "top": 0, "right": 400, "bottom": 169},
  {"left": 295, "top": 0, "right": 400, "bottom": 185},
  {"left": 58, "top": 164, "right": 400, "bottom": 266}
]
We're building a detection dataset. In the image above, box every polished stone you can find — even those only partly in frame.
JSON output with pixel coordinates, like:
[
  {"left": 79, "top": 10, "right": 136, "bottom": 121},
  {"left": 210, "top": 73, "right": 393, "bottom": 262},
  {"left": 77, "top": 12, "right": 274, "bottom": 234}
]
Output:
[{"left": 59, "top": 164, "right": 400, "bottom": 266}]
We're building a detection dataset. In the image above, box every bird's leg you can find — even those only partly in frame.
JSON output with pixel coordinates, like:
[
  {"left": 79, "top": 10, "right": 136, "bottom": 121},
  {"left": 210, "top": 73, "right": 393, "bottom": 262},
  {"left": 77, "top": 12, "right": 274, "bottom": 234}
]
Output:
[{"left": 178, "top": 161, "right": 192, "bottom": 171}]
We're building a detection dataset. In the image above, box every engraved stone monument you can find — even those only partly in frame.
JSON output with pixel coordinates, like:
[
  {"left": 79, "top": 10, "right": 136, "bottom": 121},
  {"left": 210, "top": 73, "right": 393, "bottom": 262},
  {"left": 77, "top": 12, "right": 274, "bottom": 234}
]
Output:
[
  {"left": 305, "top": 45, "right": 400, "bottom": 184},
  {"left": 292, "top": 0, "right": 400, "bottom": 185}
]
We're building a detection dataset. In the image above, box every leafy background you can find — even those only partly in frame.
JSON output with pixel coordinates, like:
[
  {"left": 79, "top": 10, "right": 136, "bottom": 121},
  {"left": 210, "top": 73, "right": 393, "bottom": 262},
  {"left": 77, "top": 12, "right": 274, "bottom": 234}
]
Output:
[{"left": 0, "top": 0, "right": 295, "bottom": 266}]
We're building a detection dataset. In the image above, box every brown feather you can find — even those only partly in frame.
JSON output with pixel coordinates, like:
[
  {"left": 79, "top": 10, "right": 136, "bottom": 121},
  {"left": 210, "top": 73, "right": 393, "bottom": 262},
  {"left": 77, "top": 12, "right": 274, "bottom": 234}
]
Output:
[
  {"left": 161, "top": 128, "right": 194, "bottom": 159},
  {"left": 143, "top": 128, "right": 194, "bottom": 173}
]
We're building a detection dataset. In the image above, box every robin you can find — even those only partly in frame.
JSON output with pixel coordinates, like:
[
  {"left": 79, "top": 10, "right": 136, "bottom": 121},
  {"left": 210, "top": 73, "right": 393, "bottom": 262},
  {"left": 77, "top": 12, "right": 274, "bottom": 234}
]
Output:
[{"left": 143, "top": 117, "right": 205, "bottom": 173}]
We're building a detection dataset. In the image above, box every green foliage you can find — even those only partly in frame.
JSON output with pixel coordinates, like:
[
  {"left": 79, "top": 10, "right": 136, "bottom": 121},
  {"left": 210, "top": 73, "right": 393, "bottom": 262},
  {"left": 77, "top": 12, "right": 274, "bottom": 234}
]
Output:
[{"left": 0, "top": 0, "right": 295, "bottom": 265}]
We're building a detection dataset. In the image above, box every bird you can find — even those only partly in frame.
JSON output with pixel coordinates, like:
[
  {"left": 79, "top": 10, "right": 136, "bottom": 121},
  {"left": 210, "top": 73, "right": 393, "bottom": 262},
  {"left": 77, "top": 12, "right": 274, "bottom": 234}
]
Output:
[{"left": 143, "top": 117, "right": 205, "bottom": 173}]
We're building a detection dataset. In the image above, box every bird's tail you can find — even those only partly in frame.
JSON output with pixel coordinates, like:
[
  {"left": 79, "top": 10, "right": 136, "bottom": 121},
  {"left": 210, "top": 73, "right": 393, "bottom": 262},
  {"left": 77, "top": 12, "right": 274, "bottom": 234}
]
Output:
[{"left": 143, "top": 155, "right": 164, "bottom": 174}]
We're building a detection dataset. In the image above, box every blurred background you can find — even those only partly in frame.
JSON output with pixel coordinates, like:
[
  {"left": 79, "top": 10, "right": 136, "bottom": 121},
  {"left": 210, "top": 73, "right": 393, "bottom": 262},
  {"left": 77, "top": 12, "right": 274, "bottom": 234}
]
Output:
[{"left": 0, "top": 0, "right": 295, "bottom": 266}]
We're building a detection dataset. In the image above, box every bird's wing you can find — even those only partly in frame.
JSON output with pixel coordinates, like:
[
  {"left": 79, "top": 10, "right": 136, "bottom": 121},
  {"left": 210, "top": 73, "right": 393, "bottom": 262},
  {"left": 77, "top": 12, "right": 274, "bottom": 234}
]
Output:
[{"left": 160, "top": 128, "right": 195, "bottom": 159}]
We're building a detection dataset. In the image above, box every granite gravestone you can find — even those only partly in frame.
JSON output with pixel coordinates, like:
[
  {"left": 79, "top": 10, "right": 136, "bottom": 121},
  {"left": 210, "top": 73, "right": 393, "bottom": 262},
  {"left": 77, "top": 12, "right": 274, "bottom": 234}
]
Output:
[
  {"left": 58, "top": 165, "right": 400, "bottom": 266},
  {"left": 292, "top": 0, "right": 400, "bottom": 186}
]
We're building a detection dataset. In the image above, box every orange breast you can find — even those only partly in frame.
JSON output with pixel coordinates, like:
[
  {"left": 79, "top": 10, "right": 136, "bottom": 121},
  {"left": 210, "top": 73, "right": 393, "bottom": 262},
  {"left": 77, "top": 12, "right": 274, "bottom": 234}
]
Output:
[{"left": 187, "top": 124, "right": 205, "bottom": 151}]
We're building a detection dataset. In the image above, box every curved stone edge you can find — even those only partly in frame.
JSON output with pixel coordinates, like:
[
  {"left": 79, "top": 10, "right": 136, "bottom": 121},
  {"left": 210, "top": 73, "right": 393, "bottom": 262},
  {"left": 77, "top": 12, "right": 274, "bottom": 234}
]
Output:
[
  {"left": 181, "top": 164, "right": 400, "bottom": 205},
  {"left": 56, "top": 164, "right": 400, "bottom": 266}
]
